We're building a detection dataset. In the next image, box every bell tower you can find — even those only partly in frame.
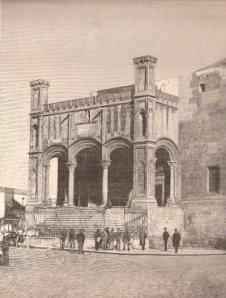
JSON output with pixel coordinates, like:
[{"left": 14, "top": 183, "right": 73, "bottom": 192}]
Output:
[
  {"left": 28, "top": 79, "right": 49, "bottom": 203},
  {"left": 132, "top": 55, "right": 158, "bottom": 208}
]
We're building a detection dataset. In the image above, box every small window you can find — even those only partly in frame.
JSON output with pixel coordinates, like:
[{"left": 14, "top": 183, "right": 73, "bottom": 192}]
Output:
[
  {"left": 207, "top": 166, "right": 219, "bottom": 193},
  {"left": 199, "top": 83, "right": 206, "bottom": 93}
]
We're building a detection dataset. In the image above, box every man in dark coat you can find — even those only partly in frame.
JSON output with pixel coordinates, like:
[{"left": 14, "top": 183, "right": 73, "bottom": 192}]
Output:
[
  {"left": 2, "top": 235, "right": 9, "bottom": 266},
  {"left": 162, "top": 227, "right": 170, "bottom": 251},
  {"left": 60, "top": 230, "right": 67, "bottom": 250},
  {"left": 122, "top": 229, "right": 131, "bottom": 251},
  {"left": 139, "top": 227, "right": 147, "bottom": 250},
  {"left": 115, "top": 228, "right": 122, "bottom": 251},
  {"left": 68, "top": 228, "right": 76, "bottom": 250},
  {"left": 76, "top": 229, "right": 85, "bottom": 254},
  {"left": 94, "top": 229, "right": 101, "bottom": 250},
  {"left": 172, "top": 229, "right": 181, "bottom": 253}
]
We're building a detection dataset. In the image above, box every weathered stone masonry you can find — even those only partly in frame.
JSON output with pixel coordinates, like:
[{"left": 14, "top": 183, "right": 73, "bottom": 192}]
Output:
[{"left": 179, "top": 59, "right": 226, "bottom": 238}]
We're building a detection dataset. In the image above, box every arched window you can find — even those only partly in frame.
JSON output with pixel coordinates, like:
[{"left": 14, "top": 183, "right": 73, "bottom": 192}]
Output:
[
  {"left": 140, "top": 109, "right": 146, "bottom": 137},
  {"left": 32, "top": 125, "right": 38, "bottom": 149}
]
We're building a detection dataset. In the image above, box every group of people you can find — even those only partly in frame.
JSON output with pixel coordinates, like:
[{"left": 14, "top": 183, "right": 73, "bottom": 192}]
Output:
[
  {"left": 94, "top": 227, "right": 148, "bottom": 251},
  {"left": 60, "top": 226, "right": 181, "bottom": 253},
  {"left": 59, "top": 228, "right": 85, "bottom": 254},
  {"left": 163, "top": 228, "right": 181, "bottom": 253}
]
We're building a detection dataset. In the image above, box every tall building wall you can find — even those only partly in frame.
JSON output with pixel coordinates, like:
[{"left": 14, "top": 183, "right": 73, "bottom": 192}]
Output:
[{"left": 178, "top": 62, "right": 226, "bottom": 237}]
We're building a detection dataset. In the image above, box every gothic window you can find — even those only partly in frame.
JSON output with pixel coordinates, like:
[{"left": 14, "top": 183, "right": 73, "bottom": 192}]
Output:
[
  {"left": 138, "top": 67, "right": 146, "bottom": 91},
  {"left": 32, "top": 125, "right": 38, "bottom": 149},
  {"left": 141, "top": 109, "right": 146, "bottom": 137},
  {"left": 32, "top": 89, "right": 40, "bottom": 110},
  {"left": 137, "top": 162, "right": 145, "bottom": 194},
  {"left": 137, "top": 109, "right": 146, "bottom": 138},
  {"left": 207, "top": 166, "right": 219, "bottom": 193}
]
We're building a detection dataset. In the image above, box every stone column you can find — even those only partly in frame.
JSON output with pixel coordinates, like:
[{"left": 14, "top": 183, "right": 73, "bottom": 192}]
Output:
[
  {"left": 168, "top": 161, "right": 176, "bottom": 204},
  {"left": 43, "top": 164, "right": 50, "bottom": 201},
  {"left": 67, "top": 162, "right": 77, "bottom": 207},
  {"left": 101, "top": 160, "right": 111, "bottom": 206}
]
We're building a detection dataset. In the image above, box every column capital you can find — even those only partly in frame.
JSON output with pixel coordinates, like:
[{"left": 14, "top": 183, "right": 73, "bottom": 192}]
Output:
[
  {"left": 66, "top": 162, "right": 77, "bottom": 171},
  {"left": 43, "top": 164, "right": 50, "bottom": 169},
  {"left": 101, "top": 160, "right": 111, "bottom": 169},
  {"left": 167, "top": 160, "right": 177, "bottom": 167}
]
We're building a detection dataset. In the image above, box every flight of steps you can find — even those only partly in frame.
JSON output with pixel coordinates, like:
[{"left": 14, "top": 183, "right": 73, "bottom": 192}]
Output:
[{"left": 41, "top": 207, "right": 105, "bottom": 238}]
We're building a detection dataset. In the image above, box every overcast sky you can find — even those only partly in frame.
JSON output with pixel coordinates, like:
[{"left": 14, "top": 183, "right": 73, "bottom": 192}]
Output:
[{"left": 1, "top": 0, "right": 226, "bottom": 190}]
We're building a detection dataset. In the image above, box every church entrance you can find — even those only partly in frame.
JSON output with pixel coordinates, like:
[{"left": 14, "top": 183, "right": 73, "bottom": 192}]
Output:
[
  {"left": 155, "top": 148, "right": 170, "bottom": 206},
  {"left": 74, "top": 148, "right": 102, "bottom": 207},
  {"left": 48, "top": 155, "right": 68, "bottom": 207},
  {"left": 108, "top": 147, "right": 133, "bottom": 206}
]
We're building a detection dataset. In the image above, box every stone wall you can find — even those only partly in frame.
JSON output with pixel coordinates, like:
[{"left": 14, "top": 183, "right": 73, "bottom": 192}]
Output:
[
  {"left": 181, "top": 196, "right": 226, "bottom": 238},
  {"left": 179, "top": 65, "right": 226, "bottom": 199},
  {"left": 178, "top": 63, "right": 226, "bottom": 239}
]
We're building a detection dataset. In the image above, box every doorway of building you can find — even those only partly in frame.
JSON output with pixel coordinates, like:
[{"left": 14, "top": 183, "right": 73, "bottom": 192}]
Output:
[{"left": 74, "top": 148, "right": 102, "bottom": 207}]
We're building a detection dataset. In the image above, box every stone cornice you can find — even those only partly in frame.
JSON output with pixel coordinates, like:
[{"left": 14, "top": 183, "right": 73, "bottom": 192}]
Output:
[
  {"left": 30, "top": 79, "right": 50, "bottom": 88},
  {"left": 133, "top": 55, "right": 158, "bottom": 65}
]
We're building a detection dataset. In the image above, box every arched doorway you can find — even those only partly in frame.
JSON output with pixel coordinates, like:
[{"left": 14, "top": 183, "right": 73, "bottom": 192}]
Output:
[
  {"left": 155, "top": 148, "right": 170, "bottom": 206},
  {"left": 74, "top": 148, "right": 102, "bottom": 207},
  {"left": 48, "top": 156, "right": 68, "bottom": 206},
  {"left": 108, "top": 147, "right": 133, "bottom": 206},
  {"left": 42, "top": 145, "right": 68, "bottom": 206}
]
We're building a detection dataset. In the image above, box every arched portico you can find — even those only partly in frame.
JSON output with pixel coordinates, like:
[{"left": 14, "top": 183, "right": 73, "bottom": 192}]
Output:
[
  {"left": 104, "top": 138, "right": 133, "bottom": 206},
  {"left": 41, "top": 144, "right": 68, "bottom": 206},
  {"left": 67, "top": 138, "right": 102, "bottom": 206},
  {"left": 154, "top": 138, "right": 181, "bottom": 205}
]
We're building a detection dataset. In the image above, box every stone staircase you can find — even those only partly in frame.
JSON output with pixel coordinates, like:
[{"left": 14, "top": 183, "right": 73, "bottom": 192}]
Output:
[
  {"left": 28, "top": 204, "right": 147, "bottom": 239},
  {"left": 39, "top": 207, "right": 105, "bottom": 238}
]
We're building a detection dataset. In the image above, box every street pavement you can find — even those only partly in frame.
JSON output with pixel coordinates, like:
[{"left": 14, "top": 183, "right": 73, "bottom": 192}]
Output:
[{"left": 0, "top": 247, "right": 226, "bottom": 297}]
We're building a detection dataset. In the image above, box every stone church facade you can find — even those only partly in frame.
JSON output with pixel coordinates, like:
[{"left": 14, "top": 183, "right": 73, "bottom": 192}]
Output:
[{"left": 27, "top": 55, "right": 185, "bottom": 244}]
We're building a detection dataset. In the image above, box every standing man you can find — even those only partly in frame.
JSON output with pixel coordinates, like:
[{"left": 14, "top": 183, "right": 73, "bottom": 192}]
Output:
[
  {"left": 116, "top": 228, "right": 122, "bottom": 251},
  {"left": 94, "top": 228, "right": 101, "bottom": 250},
  {"left": 2, "top": 235, "right": 9, "bottom": 266},
  {"left": 122, "top": 228, "right": 131, "bottom": 251},
  {"left": 76, "top": 229, "right": 85, "bottom": 254},
  {"left": 139, "top": 227, "right": 147, "bottom": 250},
  {"left": 109, "top": 228, "right": 115, "bottom": 250},
  {"left": 60, "top": 230, "right": 67, "bottom": 250},
  {"left": 68, "top": 228, "right": 76, "bottom": 250},
  {"left": 162, "top": 227, "right": 170, "bottom": 251},
  {"left": 172, "top": 228, "right": 181, "bottom": 253}
]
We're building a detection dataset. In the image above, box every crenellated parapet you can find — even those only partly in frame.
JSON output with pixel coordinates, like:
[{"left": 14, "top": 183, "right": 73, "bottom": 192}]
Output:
[{"left": 43, "top": 86, "right": 133, "bottom": 114}]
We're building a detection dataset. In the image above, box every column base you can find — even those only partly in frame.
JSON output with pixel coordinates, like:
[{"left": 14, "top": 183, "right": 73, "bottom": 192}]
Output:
[
  {"left": 132, "top": 196, "right": 157, "bottom": 209},
  {"left": 166, "top": 197, "right": 176, "bottom": 207}
]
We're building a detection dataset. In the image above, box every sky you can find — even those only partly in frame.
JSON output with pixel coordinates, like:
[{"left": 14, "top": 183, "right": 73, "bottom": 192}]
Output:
[{"left": 1, "top": 0, "right": 226, "bottom": 190}]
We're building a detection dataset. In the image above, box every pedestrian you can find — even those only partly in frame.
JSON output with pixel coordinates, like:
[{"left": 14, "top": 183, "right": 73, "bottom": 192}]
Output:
[
  {"left": 76, "top": 229, "right": 85, "bottom": 254},
  {"left": 162, "top": 227, "right": 170, "bottom": 251},
  {"left": 122, "top": 228, "right": 131, "bottom": 251},
  {"left": 101, "top": 229, "right": 108, "bottom": 250},
  {"left": 109, "top": 228, "right": 115, "bottom": 250},
  {"left": 2, "top": 235, "right": 9, "bottom": 266},
  {"left": 60, "top": 230, "right": 67, "bottom": 250},
  {"left": 68, "top": 228, "right": 76, "bottom": 250},
  {"left": 94, "top": 228, "right": 101, "bottom": 250},
  {"left": 139, "top": 227, "right": 147, "bottom": 250},
  {"left": 172, "top": 228, "right": 181, "bottom": 253},
  {"left": 116, "top": 228, "right": 121, "bottom": 251},
  {"left": 105, "top": 227, "right": 111, "bottom": 250}
]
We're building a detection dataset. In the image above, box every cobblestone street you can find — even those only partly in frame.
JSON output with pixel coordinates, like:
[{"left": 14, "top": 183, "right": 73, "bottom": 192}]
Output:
[{"left": 0, "top": 248, "right": 226, "bottom": 298}]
